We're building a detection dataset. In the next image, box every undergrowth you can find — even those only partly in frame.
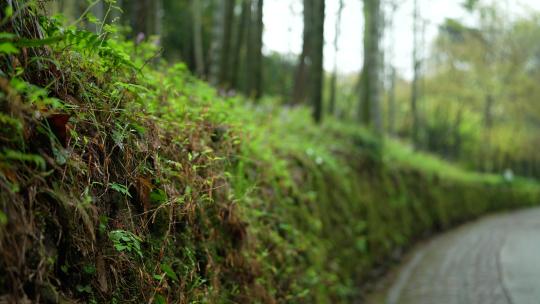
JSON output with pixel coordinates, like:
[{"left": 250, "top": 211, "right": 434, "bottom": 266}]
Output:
[{"left": 1, "top": 2, "right": 539, "bottom": 303}]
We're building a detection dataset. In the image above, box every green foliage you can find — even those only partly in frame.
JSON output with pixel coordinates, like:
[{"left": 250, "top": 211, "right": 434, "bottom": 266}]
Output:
[
  {"left": 0, "top": 42, "right": 18, "bottom": 54},
  {"left": 401, "top": 4, "right": 540, "bottom": 178},
  {"left": 0, "top": 113, "right": 22, "bottom": 130},
  {"left": 108, "top": 230, "right": 143, "bottom": 258},
  {"left": 0, "top": 211, "right": 7, "bottom": 226},
  {"left": 1, "top": 149, "right": 46, "bottom": 170},
  {"left": 0, "top": 4, "right": 539, "bottom": 304},
  {"left": 153, "top": 294, "right": 166, "bottom": 304},
  {"left": 109, "top": 183, "right": 131, "bottom": 197},
  {"left": 160, "top": 263, "right": 179, "bottom": 282}
]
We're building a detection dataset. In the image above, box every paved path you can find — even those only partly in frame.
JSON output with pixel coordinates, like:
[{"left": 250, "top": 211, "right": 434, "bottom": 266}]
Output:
[{"left": 384, "top": 208, "right": 540, "bottom": 304}]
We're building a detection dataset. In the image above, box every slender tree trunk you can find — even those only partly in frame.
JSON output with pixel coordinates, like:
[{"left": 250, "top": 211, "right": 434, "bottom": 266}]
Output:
[
  {"left": 483, "top": 94, "right": 494, "bottom": 129},
  {"left": 210, "top": 0, "right": 235, "bottom": 87},
  {"left": 46, "top": 1, "right": 61, "bottom": 16},
  {"left": 310, "top": 0, "right": 325, "bottom": 122},
  {"left": 192, "top": 0, "right": 205, "bottom": 77},
  {"left": 291, "top": 0, "right": 313, "bottom": 105},
  {"left": 373, "top": 7, "right": 384, "bottom": 132},
  {"left": 122, "top": 0, "right": 161, "bottom": 38},
  {"left": 219, "top": 0, "right": 235, "bottom": 86},
  {"left": 248, "top": 0, "right": 264, "bottom": 99},
  {"left": 291, "top": 50, "right": 308, "bottom": 104},
  {"left": 209, "top": 0, "right": 225, "bottom": 85},
  {"left": 360, "top": 0, "right": 382, "bottom": 132},
  {"left": 254, "top": 0, "right": 264, "bottom": 98},
  {"left": 481, "top": 94, "right": 494, "bottom": 171},
  {"left": 411, "top": 0, "right": 421, "bottom": 146},
  {"left": 134, "top": 0, "right": 151, "bottom": 35},
  {"left": 452, "top": 106, "right": 463, "bottom": 158},
  {"left": 328, "top": 0, "right": 344, "bottom": 116},
  {"left": 231, "top": 0, "right": 251, "bottom": 88},
  {"left": 388, "top": 67, "right": 397, "bottom": 134},
  {"left": 56, "top": 0, "right": 85, "bottom": 24},
  {"left": 156, "top": 0, "right": 163, "bottom": 37},
  {"left": 386, "top": 1, "right": 398, "bottom": 135}
]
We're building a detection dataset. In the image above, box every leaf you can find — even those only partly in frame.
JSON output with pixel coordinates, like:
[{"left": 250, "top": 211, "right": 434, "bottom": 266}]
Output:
[
  {"left": 0, "top": 42, "right": 18, "bottom": 54},
  {"left": 60, "top": 264, "right": 69, "bottom": 274},
  {"left": 153, "top": 295, "right": 166, "bottom": 304},
  {"left": 76, "top": 284, "right": 92, "bottom": 294},
  {"left": 4, "top": 5, "right": 13, "bottom": 18},
  {"left": 83, "top": 264, "right": 97, "bottom": 275},
  {"left": 150, "top": 189, "right": 167, "bottom": 204},
  {"left": 109, "top": 230, "right": 143, "bottom": 258},
  {"left": 14, "top": 36, "right": 63, "bottom": 47},
  {"left": 110, "top": 183, "right": 131, "bottom": 197},
  {"left": 0, "top": 211, "right": 7, "bottom": 226},
  {"left": 184, "top": 185, "right": 192, "bottom": 197},
  {"left": 161, "top": 263, "right": 178, "bottom": 282},
  {"left": 355, "top": 238, "right": 367, "bottom": 253},
  {"left": 1, "top": 149, "right": 45, "bottom": 170},
  {"left": 0, "top": 32, "right": 16, "bottom": 40},
  {"left": 355, "top": 221, "right": 367, "bottom": 233},
  {"left": 86, "top": 12, "right": 100, "bottom": 25},
  {"left": 0, "top": 113, "right": 22, "bottom": 131},
  {"left": 114, "top": 244, "right": 127, "bottom": 251}
]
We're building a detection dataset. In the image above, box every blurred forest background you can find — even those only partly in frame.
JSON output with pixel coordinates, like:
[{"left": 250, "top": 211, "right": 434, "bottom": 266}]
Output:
[{"left": 47, "top": 0, "right": 540, "bottom": 178}]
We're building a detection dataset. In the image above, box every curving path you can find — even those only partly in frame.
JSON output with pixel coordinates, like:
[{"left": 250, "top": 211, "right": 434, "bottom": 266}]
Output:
[{"left": 384, "top": 208, "right": 540, "bottom": 304}]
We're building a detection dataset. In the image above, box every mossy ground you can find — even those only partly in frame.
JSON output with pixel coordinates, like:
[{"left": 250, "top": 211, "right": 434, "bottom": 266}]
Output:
[{"left": 1, "top": 4, "right": 539, "bottom": 303}]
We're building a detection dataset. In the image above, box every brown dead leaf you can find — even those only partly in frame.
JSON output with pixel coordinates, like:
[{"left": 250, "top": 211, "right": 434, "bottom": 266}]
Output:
[{"left": 136, "top": 176, "right": 153, "bottom": 213}]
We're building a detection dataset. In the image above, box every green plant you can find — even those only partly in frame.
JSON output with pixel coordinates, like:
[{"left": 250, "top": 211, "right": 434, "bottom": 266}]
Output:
[
  {"left": 1, "top": 3, "right": 539, "bottom": 303},
  {"left": 108, "top": 230, "right": 143, "bottom": 258},
  {"left": 1, "top": 149, "right": 46, "bottom": 170},
  {"left": 109, "top": 183, "right": 131, "bottom": 197}
]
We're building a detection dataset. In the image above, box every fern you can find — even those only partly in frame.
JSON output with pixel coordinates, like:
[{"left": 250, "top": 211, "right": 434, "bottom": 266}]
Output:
[
  {"left": 1, "top": 149, "right": 45, "bottom": 170},
  {"left": 109, "top": 182, "right": 131, "bottom": 197},
  {"left": 11, "top": 16, "right": 137, "bottom": 69},
  {"left": 0, "top": 113, "right": 22, "bottom": 131},
  {"left": 62, "top": 29, "right": 135, "bottom": 69}
]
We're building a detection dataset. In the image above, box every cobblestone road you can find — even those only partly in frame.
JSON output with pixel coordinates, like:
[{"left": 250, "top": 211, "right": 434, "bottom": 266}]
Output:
[{"left": 385, "top": 208, "right": 540, "bottom": 304}]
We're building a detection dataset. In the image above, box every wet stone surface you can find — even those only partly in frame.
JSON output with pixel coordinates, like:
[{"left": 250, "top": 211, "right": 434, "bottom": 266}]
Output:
[{"left": 385, "top": 208, "right": 540, "bottom": 304}]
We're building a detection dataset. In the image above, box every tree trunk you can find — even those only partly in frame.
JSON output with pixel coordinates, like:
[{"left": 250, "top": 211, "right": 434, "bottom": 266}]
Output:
[
  {"left": 291, "top": 0, "right": 313, "bottom": 105},
  {"left": 192, "top": 0, "right": 205, "bottom": 77},
  {"left": 219, "top": 0, "right": 235, "bottom": 86},
  {"left": 209, "top": 0, "right": 235, "bottom": 87},
  {"left": 387, "top": 67, "right": 397, "bottom": 134},
  {"left": 209, "top": 0, "right": 225, "bottom": 85},
  {"left": 360, "top": 0, "right": 383, "bottom": 132},
  {"left": 411, "top": 0, "right": 421, "bottom": 146},
  {"left": 483, "top": 94, "right": 494, "bottom": 129},
  {"left": 386, "top": 1, "right": 398, "bottom": 135},
  {"left": 247, "top": 0, "right": 264, "bottom": 99},
  {"left": 134, "top": 0, "right": 152, "bottom": 36},
  {"left": 231, "top": 0, "right": 251, "bottom": 89},
  {"left": 121, "top": 0, "right": 161, "bottom": 39},
  {"left": 310, "top": 0, "right": 325, "bottom": 122},
  {"left": 328, "top": 0, "right": 344, "bottom": 116},
  {"left": 481, "top": 94, "right": 494, "bottom": 171}
]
